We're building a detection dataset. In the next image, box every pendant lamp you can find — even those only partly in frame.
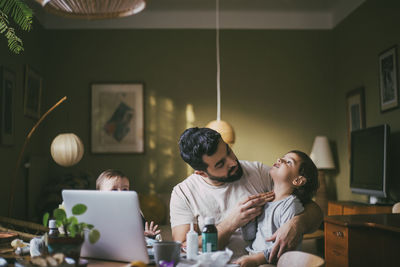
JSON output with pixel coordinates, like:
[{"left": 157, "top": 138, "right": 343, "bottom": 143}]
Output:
[
  {"left": 35, "top": 0, "right": 146, "bottom": 19},
  {"left": 51, "top": 133, "right": 84, "bottom": 167},
  {"left": 206, "top": 0, "right": 235, "bottom": 146}
]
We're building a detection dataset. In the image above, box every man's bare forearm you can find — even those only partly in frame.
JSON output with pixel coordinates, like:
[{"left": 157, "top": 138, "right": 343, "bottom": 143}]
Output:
[
  {"left": 216, "top": 218, "right": 237, "bottom": 249},
  {"left": 295, "top": 200, "right": 323, "bottom": 234}
]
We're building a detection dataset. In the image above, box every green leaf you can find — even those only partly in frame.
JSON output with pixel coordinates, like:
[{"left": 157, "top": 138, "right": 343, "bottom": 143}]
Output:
[
  {"left": 53, "top": 208, "right": 67, "bottom": 222},
  {"left": 0, "top": 0, "right": 33, "bottom": 54},
  {"left": 86, "top": 224, "right": 94, "bottom": 230},
  {"left": 42, "top": 213, "right": 49, "bottom": 227},
  {"left": 89, "top": 229, "right": 100, "bottom": 244},
  {"left": 68, "top": 225, "right": 76, "bottom": 238},
  {"left": 0, "top": 0, "right": 33, "bottom": 31},
  {"left": 72, "top": 204, "right": 87, "bottom": 215},
  {"left": 67, "top": 216, "right": 78, "bottom": 225}
]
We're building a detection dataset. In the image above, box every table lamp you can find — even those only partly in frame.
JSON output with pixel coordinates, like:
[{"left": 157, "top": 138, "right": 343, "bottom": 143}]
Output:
[{"left": 310, "top": 136, "right": 335, "bottom": 216}]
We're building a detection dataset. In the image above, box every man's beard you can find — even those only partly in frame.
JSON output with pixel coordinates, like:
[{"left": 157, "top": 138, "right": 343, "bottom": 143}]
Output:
[{"left": 207, "top": 160, "right": 243, "bottom": 183}]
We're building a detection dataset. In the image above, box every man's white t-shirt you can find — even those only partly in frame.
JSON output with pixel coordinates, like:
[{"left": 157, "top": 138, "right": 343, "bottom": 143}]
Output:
[{"left": 170, "top": 160, "right": 273, "bottom": 258}]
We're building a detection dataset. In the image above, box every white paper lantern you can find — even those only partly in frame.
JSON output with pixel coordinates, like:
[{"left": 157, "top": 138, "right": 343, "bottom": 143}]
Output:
[{"left": 51, "top": 133, "right": 84, "bottom": 167}]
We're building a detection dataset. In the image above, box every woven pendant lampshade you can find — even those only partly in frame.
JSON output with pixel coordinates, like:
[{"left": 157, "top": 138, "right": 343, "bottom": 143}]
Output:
[
  {"left": 51, "top": 133, "right": 84, "bottom": 167},
  {"left": 35, "top": 0, "right": 146, "bottom": 19}
]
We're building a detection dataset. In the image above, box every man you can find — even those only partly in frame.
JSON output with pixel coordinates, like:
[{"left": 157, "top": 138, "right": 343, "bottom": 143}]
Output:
[{"left": 170, "top": 127, "right": 323, "bottom": 262}]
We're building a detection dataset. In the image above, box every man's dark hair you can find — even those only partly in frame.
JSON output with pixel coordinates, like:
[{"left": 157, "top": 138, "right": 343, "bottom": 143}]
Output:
[
  {"left": 179, "top": 127, "right": 221, "bottom": 171},
  {"left": 290, "top": 150, "right": 319, "bottom": 204}
]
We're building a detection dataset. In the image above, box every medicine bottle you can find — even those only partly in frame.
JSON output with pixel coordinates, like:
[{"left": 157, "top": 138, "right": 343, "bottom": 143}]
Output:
[
  {"left": 201, "top": 217, "right": 218, "bottom": 253},
  {"left": 186, "top": 222, "right": 198, "bottom": 260},
  {"left": 48, "top": 219, "right": 59, "bottom": 238}
]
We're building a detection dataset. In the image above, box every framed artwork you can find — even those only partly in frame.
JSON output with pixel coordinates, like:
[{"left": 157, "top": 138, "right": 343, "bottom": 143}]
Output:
[
  {"left": 346, "top": 87, "right": 366, "bottom": 155},
  {"left": 24, "top": 65, "right": 42, "bottom": 119},
  {"left": 91, "top": 83, "right": 144, "bottom": 153},
  {"left": 379, "top": 45, "right": 399, "bottom": 112},
  {"left": 1, "top": 67, "right": 15, "bottom": 145}
]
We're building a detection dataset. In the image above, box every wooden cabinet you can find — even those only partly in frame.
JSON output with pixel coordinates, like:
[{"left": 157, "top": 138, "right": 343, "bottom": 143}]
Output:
[
  {"left": 327, "top": 201, "right": 392, "bottom": 216},
  {"left": 324, "top": 213, "right": 400, "bottom": 267}
]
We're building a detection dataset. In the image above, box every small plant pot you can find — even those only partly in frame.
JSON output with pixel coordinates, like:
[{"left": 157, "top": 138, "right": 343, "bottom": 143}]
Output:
[{"left": 48, "top": 235, "right": 84, "bottom": 265}]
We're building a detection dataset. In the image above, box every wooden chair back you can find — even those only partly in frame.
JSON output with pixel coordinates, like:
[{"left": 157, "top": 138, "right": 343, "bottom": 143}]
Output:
[
  {"left": 277, "top": 251, "right": 325, "bottom": 267},
  {"left": 393, "top": 202, "right": 400, "bottom": 213}
]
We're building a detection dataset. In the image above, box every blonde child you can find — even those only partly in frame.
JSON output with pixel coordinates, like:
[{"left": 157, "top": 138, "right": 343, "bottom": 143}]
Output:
[
  {"left": 234, "top": 150, "right": 319, "bottom": 266},
  {"left": 96, "top": 169, "right": 161, "bottom": 238}
]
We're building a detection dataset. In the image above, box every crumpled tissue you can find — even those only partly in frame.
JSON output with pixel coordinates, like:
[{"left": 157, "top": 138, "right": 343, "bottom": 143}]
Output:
[{"left": 177, "top": 248, "right": 233, "bottom": 267}]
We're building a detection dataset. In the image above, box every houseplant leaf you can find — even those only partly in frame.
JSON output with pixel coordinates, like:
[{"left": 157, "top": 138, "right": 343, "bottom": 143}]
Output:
[
  {"left": 89, "top": 229, "right": 100, "bottom": 244},
  {"left": 42, "top": 212, "right": 49, "bottom": 227},
  {"left": 72, "top": 204, "right": 87, "bottom": 215}
]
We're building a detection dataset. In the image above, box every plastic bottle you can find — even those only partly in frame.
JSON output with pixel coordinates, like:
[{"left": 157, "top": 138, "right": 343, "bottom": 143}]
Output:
[
  {"left": 186, "top": 222, "right": 198, "bottom": 260},
  {"left": 48, "top": 219, "right": 59, "bottom": 238},
  {"left": 201, "top": 217, "right": 218, "bottom": 253}
]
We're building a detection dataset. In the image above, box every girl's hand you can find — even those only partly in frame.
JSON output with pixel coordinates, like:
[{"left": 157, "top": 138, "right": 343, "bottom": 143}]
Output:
[
  {"left": 144, "top": 221, "right": 161, "bottom": 237},
  {"left": 233, "top": 255, "right": 258, "bottom": 267},
  {"left": 233, "top": 253, "right": 267, "bottom": 267}
]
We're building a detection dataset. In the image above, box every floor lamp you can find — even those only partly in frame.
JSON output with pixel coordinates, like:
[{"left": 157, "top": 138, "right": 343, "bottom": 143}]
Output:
[{"left": 310, "top": 136, "right": 335, "bottom": 216}]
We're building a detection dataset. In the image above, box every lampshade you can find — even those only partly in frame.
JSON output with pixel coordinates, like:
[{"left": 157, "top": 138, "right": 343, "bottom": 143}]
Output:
[
  {"left": 35, "top": 0, "right": 146, "bottom": 19},
  {"left": 51, "top": 133, "right": 84, "bottom": 167},
  {"left": 310, "top": 136, "right": 335, "bottom": 170},
  {"left": 206, "top": 119, "right": 235, "bottom": 146}
]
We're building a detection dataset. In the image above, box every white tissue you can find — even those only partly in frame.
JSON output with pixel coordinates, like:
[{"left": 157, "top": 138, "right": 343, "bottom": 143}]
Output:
[{"left": 177, "top": 248, "right": 233, "bottom": 267}]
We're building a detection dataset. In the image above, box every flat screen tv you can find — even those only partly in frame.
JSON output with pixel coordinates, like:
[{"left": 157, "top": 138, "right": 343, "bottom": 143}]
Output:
[{"left": 350, "top": 124, "right": 390, "bottom": 204}]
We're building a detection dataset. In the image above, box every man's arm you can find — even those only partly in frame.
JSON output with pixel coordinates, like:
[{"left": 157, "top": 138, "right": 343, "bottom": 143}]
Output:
[
  {"left": 172, "top": 192, "right": 274, "bottom": 249},
  {"left": 266, "top": 200, "right": 323, "bottom": 262},
  {"left": 172, "top": 224, "right": 202, "bottom": 247}
]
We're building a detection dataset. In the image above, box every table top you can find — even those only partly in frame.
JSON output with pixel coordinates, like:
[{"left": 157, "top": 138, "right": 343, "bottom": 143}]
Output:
[{"left": 324, "top": 213, "right": 400, "bottom": 233}]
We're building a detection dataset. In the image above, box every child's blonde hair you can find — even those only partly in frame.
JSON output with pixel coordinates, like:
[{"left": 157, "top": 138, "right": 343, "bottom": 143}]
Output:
[{"left": 96, "top": 169, "right": 129, "bottom": 190}]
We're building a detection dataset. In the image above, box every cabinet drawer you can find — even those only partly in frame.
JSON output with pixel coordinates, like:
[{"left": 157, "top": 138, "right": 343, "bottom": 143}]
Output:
[
  {"left": 325, "top": 223, "right": 348, "bottom": 250},
  {"left": 325, "top": 247, "right": 348, "bottom": 267}
]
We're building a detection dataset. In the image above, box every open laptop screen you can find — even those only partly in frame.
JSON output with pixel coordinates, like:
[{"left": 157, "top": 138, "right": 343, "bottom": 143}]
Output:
[{"left": 62, "top": 190, "right": 148, "bottom": 263}]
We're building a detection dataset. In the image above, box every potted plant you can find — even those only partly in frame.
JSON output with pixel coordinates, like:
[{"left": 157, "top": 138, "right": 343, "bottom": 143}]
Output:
[{"left": 43, "top": 204, "right": 100, "bottom": 263}]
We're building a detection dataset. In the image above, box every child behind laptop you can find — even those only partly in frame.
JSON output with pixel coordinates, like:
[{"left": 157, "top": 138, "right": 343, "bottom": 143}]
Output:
[
  {"left": 96, "top": 169, "right": 161, "bottom": 239},
  {"left": 234, "top": 150, "right": 319, "bottom": 266}
]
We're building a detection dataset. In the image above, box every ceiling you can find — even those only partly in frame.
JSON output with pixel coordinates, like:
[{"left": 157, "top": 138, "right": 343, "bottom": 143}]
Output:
[{"left": 31, "top": 0, "right": 366, "bottom": 30}]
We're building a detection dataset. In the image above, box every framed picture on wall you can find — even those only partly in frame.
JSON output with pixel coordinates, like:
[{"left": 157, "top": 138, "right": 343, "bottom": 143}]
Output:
[
  {"left": 91, "top": 83, "right": 144, "bottom": 153},
  {"left": 379, "top": 45, "right": 399, "bottom": 112},
  {"left": 1, "top": 67, "right": 15, "bottom": 146},
  {"left": 346, "top": 87, "right": 366, "bottom": 155},
  {"left": 24, "top": 65, "right": 42, "bottom": 119}
]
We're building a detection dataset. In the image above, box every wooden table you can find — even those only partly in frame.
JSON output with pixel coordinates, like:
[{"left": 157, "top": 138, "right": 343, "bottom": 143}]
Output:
[{"left": 324, "top": 213, "right": 400, "bottom": 267}]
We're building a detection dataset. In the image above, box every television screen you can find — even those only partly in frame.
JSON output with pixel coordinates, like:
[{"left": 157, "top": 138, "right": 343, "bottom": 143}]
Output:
[{"left": 350, "top": 124, "right": 390, "bottom": 199}]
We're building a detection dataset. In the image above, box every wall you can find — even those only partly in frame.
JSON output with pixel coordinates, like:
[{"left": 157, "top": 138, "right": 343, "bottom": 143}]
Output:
[
  {"left": 0, "top": 19, "right": 46, "bottom": 219},
  {"left": 1, "top": 23, "right": 334, "bottom": 220},
  {"left": 42, "top": 29, "right": 334, "bottom": 193},
  {"left": 332, "top": 0, "right": 400, "bottom": 202}
]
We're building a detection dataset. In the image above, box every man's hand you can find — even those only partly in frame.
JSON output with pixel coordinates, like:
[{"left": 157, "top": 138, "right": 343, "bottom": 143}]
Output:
[
  {"left": 228, "top": 192, "right": 275, "bottom": 230},
  {"left": 266, "top": 218, "right": 302, "bottom": 263},
  {"left": 215, "top": 191, "right": 274, "bottom": 249}
]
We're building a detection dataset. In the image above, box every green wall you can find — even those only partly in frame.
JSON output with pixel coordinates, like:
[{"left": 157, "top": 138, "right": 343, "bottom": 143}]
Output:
[
  {"left": 42, "top": 29, "right": 334, "bottom": 192},
  {"left": 0, "top": 20, "right": 47, "bottom": 219},
  {"left": 332, "top": 0, "right": 400, "bottom": 202},
  {"left": 5, "top": 0, "right": 400, "bottom": 221}
]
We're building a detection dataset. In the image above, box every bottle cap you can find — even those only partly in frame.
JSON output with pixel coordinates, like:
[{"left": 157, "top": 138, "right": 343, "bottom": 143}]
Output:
[
  {"left": 49, "top": 219, "right": 57, "bottom": 229},
  {"left": 204, "top": 217, "right": 215, "bottom": 225}
]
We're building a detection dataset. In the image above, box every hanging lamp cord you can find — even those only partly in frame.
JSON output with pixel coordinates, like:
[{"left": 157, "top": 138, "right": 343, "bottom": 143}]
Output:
[{"left": 216, "top": 0, "right": 221, "bottom": 121}]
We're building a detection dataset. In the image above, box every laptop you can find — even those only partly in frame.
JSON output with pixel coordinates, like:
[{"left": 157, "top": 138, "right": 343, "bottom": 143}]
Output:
[{"left": 62, "top": 190, "right": 149, "bottom": 263}]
